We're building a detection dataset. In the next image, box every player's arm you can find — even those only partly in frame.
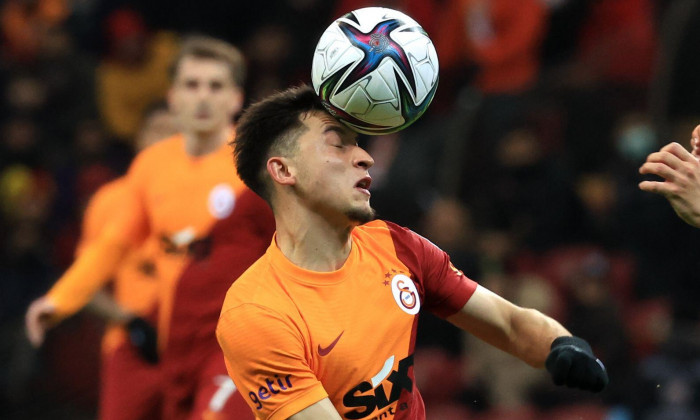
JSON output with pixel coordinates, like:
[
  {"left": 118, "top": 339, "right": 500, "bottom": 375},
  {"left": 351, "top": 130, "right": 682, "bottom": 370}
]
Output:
[
  {"left": 217, "top": 303, "right": 330, "bottom": 419},
  {"left": 25, "top": 227, "right": 131, "bottom": 346},
  {"left": 639, "top": 141, "right": 700, "bottom": 227},
  {"left": 86, "top": 289, "right": 133, "bottom": 323},
  {"left": 287, "top": 398, "right": 342, "bottom": 420},
  {"left": 25, "top": 185, "right": 147, "bottom": 346},
  {"left": 85, "top": 290, "right": 159, "bottom": 364},
  {"left": 446, "top": 285, "right": 608, "bottom": 392}
]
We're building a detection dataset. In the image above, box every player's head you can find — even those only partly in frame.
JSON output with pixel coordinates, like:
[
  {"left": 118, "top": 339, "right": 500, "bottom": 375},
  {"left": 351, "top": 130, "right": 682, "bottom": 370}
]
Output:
[
  {"left": 234, "top": 85, "right": 375, "bottom": 224},
  {"left": 168, "top": 35, "right": 245, "bottom": 134},
  {"left": 135, "top": 102, "right": 178, "bottom": 151}
]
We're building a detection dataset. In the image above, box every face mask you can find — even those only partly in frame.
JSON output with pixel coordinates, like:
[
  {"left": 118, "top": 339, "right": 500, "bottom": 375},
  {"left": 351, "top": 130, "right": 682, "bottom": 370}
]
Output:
[{"left": 616, "top": 124, "right": 656, "bottom": 162}]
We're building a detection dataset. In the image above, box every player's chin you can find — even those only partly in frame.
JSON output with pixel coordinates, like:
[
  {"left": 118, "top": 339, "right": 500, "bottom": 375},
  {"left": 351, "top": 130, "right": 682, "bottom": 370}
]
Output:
[{"left": 346, "top": 205, "right": 376, "bottom": 225}]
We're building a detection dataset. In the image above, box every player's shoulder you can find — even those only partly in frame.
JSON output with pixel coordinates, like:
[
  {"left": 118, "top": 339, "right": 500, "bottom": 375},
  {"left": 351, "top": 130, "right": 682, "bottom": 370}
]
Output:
[
  {"left": 354, "top": 219, "right": 422, "bottom": 246},
  {"left": 133, "top": 134, "right": 184, "bottom": 164},
  {"left": 221, "top": 253, "right": 284, "bottom": 313}
]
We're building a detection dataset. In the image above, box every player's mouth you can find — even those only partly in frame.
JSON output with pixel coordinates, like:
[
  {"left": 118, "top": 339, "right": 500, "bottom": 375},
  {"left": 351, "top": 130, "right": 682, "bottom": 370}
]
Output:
[{"left": 355, "top": 176, "right": 372, "bottom": 196}]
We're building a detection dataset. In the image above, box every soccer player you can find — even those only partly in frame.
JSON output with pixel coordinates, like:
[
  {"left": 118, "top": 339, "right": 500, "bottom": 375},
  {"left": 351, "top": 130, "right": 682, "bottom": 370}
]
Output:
[
  {"left": 216, "top": 86, "right": 609, "bottom": 420},
  {"left": 72, "top": 106, "right": 177, "bottom": 420},
  {"left": 25, "top": 36, "right": 274, "bottom": 420},
  {"left": 639, "top": 127, "right": 700, "bottom": 228}
]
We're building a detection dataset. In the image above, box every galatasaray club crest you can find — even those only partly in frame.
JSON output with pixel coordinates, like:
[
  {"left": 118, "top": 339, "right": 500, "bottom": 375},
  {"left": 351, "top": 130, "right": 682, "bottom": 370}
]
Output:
[
  {"left": 208, "top": 183, "right": 235, "bottom": 219},
  {"left": 391, "top": 274, "right": 420, "bottom": 315}
]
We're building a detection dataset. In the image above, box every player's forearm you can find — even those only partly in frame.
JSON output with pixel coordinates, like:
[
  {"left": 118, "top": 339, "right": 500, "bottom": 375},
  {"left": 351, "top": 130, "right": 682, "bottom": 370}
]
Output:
[
  {"left": 86, "top": 290, "right": 133, "bottom": 323},
  {"left": 46, "top": 234, "right": 129, "bottom": 319},
  {"left": 507, "top": 307, "right": 570, "bottom": 368}
]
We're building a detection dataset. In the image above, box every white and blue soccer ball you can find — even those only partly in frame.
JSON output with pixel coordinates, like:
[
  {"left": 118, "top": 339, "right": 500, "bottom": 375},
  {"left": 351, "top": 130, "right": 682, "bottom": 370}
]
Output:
[{"left": 311, "top": 7, "right": 439, "bottom": 135}]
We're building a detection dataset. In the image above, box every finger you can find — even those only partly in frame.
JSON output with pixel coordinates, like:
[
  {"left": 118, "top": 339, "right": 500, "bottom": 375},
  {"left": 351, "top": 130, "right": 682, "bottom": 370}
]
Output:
[
  {"left": 692, "top": 125, "right": 700, "bottom": 143},
  {"left": 639, "top": 161, "right": 677, "bottom": 181},
  {"left": 659, "top": 142, "right": 695, "bottom": 163},
  {"left": 639, "top": 180, "right": 673, "bottom": 195},
  {"left": 25, "top": 316, "right": 45, "bottom": 347}
]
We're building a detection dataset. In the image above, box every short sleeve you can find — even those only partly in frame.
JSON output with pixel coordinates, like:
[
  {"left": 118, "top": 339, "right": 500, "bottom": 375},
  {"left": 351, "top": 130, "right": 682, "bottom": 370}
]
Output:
[
  {"left": 386, "top": 221, "right": 478, "bottom": 318},
  {"left": 216, "top": 304, "right": 328, "bottom": 420}
]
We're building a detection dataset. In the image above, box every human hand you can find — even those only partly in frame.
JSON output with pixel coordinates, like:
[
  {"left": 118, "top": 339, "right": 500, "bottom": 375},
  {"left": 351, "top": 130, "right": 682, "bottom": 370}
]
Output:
[
  {"left": 639, "top": 142, "right": 700, "bottom": 227},
  {"left": 126, "top": 317, "right": 159, "bottom": 364},
  {"left": 545, "top": 336, "right": 608, "bottom": 392},
  {"left": 25, "top": 297, "right": 58, "bottom": 347},
  {"left": 691, "top": 125, "right": 700, "bottom": 158}
]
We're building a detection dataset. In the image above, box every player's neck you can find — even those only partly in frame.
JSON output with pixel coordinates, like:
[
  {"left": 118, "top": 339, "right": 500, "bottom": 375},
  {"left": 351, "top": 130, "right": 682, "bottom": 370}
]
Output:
[
  {"left": 274, "top": 209, "right": 354, "bottom": 272},
  {"left": 183, "top": 126, "right": 232, "bottom": 157}
]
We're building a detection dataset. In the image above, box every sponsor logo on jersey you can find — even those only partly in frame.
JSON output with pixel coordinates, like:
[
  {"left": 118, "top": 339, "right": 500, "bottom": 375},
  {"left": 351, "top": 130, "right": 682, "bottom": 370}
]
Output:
[
  {"left": 208, "top": 183, "right": 236, "bottom": 219},
  {"left": 342, "top": 354, "right": 414, "bottom": 419},
  {"left": 390, "top": 274, "right": 420, "bottom": 315},
  {"left": 318, "top": 331, "right": 344, "bottom": 356},
  {"left": 248, "top": 374, "right": 293, "bottom": 410}
]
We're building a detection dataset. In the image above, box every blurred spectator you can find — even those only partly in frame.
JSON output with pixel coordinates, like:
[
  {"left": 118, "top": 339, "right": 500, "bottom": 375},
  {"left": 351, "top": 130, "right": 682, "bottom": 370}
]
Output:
[
  {"left": 0, "top": 0, "right": 69, "bottom": 64},
  {"left": 416, "top": 196, "right": 480, "bottom": 355},
  {"left": 96, "top": 8, "right": 178, "bottom": 141},
  {"left": 436, "top": 0, "right": 546, "bottom": 96},
  {"left": 560, "top": 251, "right": 635, "bottom": 405},
  {"left": 434, "top": 0, "right": 547, "bottom": 150},
  {"left": 634, "top": 322, "right": 700, "bottom": 420},
  {"left": 473, "top": 126, "right": 579, "bottom": 250},
  {"left": 461, "top": 273, "right": 555, "bottom": 409}
]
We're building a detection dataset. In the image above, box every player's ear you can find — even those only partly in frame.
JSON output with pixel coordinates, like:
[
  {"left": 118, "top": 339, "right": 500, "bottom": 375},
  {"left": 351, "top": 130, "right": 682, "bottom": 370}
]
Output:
[{"left": 267, "top": 156, "right": 296, "bottom": 186}]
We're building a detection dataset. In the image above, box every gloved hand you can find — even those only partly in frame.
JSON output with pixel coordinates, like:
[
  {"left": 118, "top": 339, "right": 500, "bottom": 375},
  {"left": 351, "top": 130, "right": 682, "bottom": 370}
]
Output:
[
  {"left": 126, "top": 317, "right": 159, "bottom": 364},
  {"left": 545, "top": 336, "right": 608, "bottom": 392}
]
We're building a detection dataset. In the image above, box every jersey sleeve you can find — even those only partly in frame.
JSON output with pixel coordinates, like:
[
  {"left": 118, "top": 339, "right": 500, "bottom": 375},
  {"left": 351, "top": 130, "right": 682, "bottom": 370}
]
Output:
[
  {"left": 386, "top": 221, "right": 478, "bottom": 318},
  {"left": 46, "top": 163, "right": 149, "bottom": 318},
  {"left": 217, "top": 303, "right": 328, "bottom": 420}
]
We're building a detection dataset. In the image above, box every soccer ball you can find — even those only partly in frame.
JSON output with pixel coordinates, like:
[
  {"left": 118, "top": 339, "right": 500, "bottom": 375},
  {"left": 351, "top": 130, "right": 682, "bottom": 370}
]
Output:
[{"left": 311, "top": 7, "right": 439, "bottom": 135}]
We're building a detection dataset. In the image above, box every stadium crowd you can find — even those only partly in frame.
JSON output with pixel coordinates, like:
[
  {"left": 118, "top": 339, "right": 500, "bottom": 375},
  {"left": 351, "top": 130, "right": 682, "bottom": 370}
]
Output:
[{"left": 1, "top": 0, "right": 699, "bottom": 419}]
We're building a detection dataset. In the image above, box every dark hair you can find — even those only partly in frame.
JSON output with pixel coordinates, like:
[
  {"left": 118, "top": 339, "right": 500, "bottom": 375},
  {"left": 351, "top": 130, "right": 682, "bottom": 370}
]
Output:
[
  {"left": 170, "top": 35, "right": 246, "bottom": 87},
  {"left": 233, "top": 85, "right": 326, "bottom": 202}
]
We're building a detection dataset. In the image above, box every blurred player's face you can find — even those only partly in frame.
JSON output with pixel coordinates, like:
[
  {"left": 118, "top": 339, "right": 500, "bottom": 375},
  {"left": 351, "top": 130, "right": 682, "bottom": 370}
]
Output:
[
  {"left": 169, "top": 56, "right": 243, "bottom": 134},
  {"left": 135, "top": 109, "right": 178, "bottom": 151},
  {"left": 288, "top": 112, "right": 375, "bottom": 225}
]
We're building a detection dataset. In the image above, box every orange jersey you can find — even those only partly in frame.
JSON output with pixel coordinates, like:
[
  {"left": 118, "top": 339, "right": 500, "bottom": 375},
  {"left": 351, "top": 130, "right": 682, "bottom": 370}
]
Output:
[
  {"left": 77, "top": 177, "right": 159, "bottom": 354},
  {"left": 48, "top": 134, "right": 275, "bottom": 352},
  {"left": 216, "top": 220, "right": 477, "bottom": 420},
  {"left": 78, "top": 176, "right": 158, "bottom": 316}
]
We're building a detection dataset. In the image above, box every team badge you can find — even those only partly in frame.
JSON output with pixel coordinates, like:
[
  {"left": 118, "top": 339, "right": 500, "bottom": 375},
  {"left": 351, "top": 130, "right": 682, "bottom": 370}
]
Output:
[
  {"left": 391, "top": 274, "right": 420, "bottom": 315},
  {"left": 208, "top": 184, "right": 236, "bottom": 219}
]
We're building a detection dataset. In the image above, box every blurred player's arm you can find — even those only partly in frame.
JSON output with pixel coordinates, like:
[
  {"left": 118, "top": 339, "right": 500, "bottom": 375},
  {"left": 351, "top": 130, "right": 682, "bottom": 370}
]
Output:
[
  {"left": 25, "top": 185, "right": 148, "bottom": 346},
  {"left": 25, "top": 224, "right": 132, "bottom": 346},
  {"left": 639, "top": 140, "right": 700, "bottom": 228},
  {"left": 86, "top": 290, "right": 134, "bottom": 323},
  {"left": 86, "top": 290, "right": 159, "bottom": 364},
  {"left": 447, "top": 285, "right": 608, "bottom": 391}
]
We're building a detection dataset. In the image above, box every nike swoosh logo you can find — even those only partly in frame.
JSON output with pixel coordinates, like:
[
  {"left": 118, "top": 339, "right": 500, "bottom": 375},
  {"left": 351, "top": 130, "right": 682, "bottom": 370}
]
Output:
[{"left": 318, "top": 331, "right": 344, "bottom": 356}]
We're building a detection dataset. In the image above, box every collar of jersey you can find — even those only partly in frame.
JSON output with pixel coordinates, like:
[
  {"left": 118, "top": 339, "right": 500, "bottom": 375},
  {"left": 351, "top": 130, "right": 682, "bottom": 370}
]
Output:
[{"left": 268, "top": 233, "right": 358, "bottom": 286}]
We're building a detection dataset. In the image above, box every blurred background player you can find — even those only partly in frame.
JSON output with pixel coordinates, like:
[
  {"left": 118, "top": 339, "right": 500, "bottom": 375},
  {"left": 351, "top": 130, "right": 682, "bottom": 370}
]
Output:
[
  {"left": 25, "top": 35, "right": 275, "bottom": 420},
  {"left": 74, "top": 104, "right": 177, "bottom": 420},
  {"left": 639, "top": 126, "right": 700, "bottom": 228}
]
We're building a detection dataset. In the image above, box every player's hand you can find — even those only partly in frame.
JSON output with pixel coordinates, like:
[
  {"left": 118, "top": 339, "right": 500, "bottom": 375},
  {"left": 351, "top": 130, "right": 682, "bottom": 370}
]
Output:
[
  {"left": 639, "top": 142, "right": 700, "bottom": 227},
  {"left": 691, "top": 125, "right": 700, "bottom": 158},
  {"left": 545, "top": 336, "right": 608, "bottom": 392},
  {"left": 25, "top": 296, "right": 58, "bottom": 347},
  {"left": 126, "top": 317, "right": 159, "bottom": 364}
]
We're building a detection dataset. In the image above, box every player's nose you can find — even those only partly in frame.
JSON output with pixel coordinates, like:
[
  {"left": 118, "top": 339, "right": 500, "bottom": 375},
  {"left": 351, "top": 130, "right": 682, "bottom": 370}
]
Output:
[{"left": 354, "top": 147, "right": 374, "bottom": 170}]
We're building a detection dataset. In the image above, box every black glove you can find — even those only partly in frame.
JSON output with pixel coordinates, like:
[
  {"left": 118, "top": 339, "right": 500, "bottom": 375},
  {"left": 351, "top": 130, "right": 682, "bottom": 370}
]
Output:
[
  {"left": 126, "top": 317, "right": 159, "bottom": 364},
  {"left": 545, "top": 336, "right": 608, "bottom": 392}
]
